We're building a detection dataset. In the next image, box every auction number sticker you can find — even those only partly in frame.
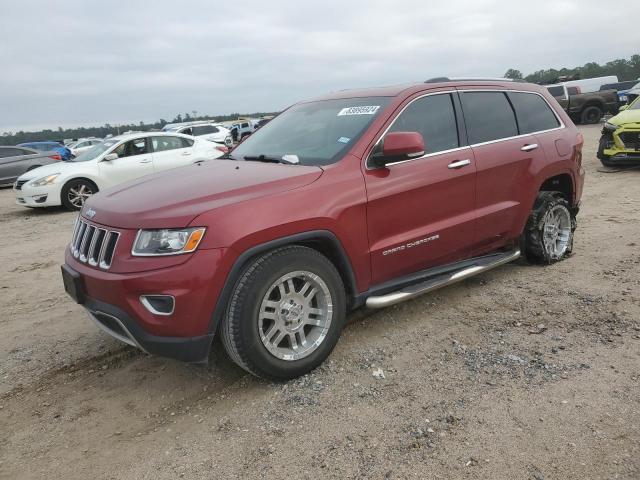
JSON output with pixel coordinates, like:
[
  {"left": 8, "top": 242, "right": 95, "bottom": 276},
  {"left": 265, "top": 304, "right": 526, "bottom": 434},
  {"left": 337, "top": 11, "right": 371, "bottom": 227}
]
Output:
[{"left": 337, "top": 106, "right": 380, "bottom": 116}]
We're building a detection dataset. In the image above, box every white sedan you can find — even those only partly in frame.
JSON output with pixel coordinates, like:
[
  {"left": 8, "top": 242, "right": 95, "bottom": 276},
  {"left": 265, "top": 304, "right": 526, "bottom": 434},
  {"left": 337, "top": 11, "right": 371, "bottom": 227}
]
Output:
[
  {"left": 15, "top": 132, "right": 224, "bottom": 210},
  {"left": 68, "top": 138, "right": 103, "bottom": 157}
]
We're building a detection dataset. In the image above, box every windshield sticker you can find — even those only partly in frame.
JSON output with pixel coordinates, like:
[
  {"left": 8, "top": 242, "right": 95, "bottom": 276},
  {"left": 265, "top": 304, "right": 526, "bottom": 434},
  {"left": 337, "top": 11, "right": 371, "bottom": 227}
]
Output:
[
  {"left": 337, "top": 106, "right": 380, "bottom": 116},
  {"left": 337, "top": 137, "right": 351, "bottom": 144}
]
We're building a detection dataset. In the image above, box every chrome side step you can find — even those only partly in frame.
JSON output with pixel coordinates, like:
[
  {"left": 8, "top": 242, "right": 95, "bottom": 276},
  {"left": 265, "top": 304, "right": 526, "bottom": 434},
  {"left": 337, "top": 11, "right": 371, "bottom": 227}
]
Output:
[{"left": 365, "top": 249, "right": 520, "bottom": 309}]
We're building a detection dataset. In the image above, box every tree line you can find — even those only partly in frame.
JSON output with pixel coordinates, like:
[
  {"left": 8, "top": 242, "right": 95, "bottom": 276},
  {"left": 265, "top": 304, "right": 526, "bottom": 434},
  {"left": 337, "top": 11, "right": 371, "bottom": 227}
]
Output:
[
  {"left": 0, "top": 111, "right": 279, "bottom": 146},
  {"left": 504, "top": 53, "right": 640, "bottom": 84}
]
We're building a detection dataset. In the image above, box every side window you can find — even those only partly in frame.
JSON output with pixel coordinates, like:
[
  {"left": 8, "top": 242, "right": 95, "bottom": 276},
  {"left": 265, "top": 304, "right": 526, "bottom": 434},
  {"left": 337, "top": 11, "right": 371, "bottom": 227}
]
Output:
[
  {"left": 114, "top": 138, "right": 149, "bottom": 158},
  {"left": 241, "top": 122, "right": 249, "bottom": 128},
  {"left": 546, "top": 86, "right": 564, "bottom": 98},
  {"left": 152, "top": 136, "right": 188, "bottom": 152},
  {"left": 460, "top": 91, "right": 518, "bottom": 144},
  {"left": 0, "top": 148, "right": 23, "bottom": 158},
  {"left": 181, "top": 137, "right": 194, "bottom": 148},
  {"left": 507, "top": 92, "right": 560, "bottom": 134},
  {"left": 387, "top": 93, "right": 459, "bottom": 154},
  {"left": 192, "top": 125, "right": 215, "bottom": 136},
  {"left": 567, "top": 86, "right": 579, "bottom": 96}
]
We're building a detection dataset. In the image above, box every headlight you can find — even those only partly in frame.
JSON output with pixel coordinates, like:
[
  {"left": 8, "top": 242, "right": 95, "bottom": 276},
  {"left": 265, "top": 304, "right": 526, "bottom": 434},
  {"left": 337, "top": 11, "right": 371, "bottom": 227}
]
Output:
[
  {"left": 132, "top": 227, "right": 206, "bottom": 256},
  {"left": 29, "top": 173, "right": 60, "bottom": 187},
  {"left": 603, "top": 122, "right": 619, "bottom": 132}
]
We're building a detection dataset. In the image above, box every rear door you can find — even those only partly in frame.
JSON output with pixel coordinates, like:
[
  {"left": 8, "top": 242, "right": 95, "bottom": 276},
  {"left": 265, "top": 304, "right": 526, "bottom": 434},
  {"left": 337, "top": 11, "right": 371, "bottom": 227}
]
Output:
[
  {"left": 150, "top": 136, "right": 194, "bottom": 172},
  {"left": 364, "top": 91, "right": 477, "bottom": 284},
  {"left": 458, "top": 89, "right": 549, "bottom": 252},
  {"left": 98, "top": 137, "right": 154, "bottom": 187}
]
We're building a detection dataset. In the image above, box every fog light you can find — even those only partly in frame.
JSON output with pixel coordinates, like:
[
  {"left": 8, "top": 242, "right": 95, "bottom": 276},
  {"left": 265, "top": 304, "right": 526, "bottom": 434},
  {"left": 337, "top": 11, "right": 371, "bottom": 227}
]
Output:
[
  {"left": 140, "top": 295, "right": 175, "bottom": 316},
  {"left": 33, "top": 195, "right": 48, "bottom": 203}
]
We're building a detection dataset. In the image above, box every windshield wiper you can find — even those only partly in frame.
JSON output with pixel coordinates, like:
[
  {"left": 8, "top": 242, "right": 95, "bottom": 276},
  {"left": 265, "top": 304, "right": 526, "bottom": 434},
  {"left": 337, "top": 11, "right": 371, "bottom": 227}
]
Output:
[{"left": 243, "top": 154, "right": 299, "bottom": 165}]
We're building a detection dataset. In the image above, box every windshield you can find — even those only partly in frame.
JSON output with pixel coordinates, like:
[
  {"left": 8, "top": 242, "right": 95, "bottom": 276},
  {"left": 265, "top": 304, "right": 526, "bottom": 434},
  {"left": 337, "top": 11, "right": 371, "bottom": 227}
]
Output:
[
  {"left": 630, "top": 96, "right": 640, "bottom": 110},
  {"left": 230, "top": 97, "right": 391, "bottom": 166},
  {"left": 72, "top": 139, "right": 119, "bottom": 162}
]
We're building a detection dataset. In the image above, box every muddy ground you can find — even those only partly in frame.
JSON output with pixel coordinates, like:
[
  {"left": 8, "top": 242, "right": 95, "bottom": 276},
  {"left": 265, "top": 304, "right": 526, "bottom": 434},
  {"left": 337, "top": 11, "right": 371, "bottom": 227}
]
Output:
[{"left": 0, "top": 124, "right": 638, "bottom": 479}]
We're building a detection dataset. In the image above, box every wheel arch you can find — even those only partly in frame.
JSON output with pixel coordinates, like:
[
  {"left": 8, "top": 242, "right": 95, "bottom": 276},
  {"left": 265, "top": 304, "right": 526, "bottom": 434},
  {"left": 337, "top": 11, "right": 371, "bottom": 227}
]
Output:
[
  {"left": 208, "top": 230, "right": 359, "bottom": 335},
  {"left": 60, "top": 176, "right": 100, "bottom": 205},
  {"left": 538, "top": 173, "right": 574, "bottom": 207}
]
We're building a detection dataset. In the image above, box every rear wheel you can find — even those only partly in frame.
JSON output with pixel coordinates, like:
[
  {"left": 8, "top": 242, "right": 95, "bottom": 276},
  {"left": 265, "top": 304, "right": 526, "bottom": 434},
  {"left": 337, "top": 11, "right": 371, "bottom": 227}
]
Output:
[
  {"left": 580, "top": 105, "right": 603, "bottom": 125},
  {"left": 220, "top": 246, "right": 346, "bottom": 380},
  {"left": 61, "top": 178, "right": 98, "bottom": 211},
  {"left": 524, "top": 191, "right": 576, "bottom": 264}
]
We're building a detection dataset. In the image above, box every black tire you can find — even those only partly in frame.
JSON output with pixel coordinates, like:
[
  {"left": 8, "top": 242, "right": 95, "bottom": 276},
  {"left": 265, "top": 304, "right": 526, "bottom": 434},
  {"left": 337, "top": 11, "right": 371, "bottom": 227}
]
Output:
[
  {"left": 523, "top": 191, "right": 576, "bottom": 264},
  {"left": 220, "top": 246, "right": 346, "bottom": 380},
  {"left": 580, "top": 105, "right": 603, "bottom": 125},
  {"left": 61, "top": 178, "right": 98, "bottom": 211}
]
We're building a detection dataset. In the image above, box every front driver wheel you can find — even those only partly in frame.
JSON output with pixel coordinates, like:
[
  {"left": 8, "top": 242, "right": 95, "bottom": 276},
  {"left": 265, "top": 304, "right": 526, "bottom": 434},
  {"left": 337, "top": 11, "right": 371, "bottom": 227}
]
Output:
[
  {"left": 61, "top": 179, "right": 98, "bottom": 211},
  {"left": 220, "top": 246, "right": 346, "bottom": 380}
]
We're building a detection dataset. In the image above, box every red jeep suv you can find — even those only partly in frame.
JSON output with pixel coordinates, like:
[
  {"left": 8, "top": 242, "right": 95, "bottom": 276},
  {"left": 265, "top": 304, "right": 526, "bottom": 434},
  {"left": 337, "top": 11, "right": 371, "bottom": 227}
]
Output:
[{"left": 62, "top": 78, "right": 585, "bottom": 380}]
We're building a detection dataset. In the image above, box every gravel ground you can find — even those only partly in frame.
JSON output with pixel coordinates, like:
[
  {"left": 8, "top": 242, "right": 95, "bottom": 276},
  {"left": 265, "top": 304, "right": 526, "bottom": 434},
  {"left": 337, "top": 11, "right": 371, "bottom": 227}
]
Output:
[{"left": 0, "top": 124, "right": 639, "bottom": 479}]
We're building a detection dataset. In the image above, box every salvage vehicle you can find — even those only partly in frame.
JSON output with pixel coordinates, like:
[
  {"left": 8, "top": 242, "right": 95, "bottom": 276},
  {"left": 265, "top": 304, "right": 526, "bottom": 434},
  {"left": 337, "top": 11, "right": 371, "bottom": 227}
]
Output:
[
  {"left": 15, "top": 132, "right": 223, "bottom": 210},
  {"left": 18, "top": 141, "right": 72, "bottom": 161},
  {"left": 62, "top": 78, "right": 585, "bottom": 380},
  {"left": 163, "top": 122, "right": 233, "bottom": 148},
  {"left": 0, "top": 146, "right": 61, "bottom": 186},
  {"left": 545, "top": 84, "right": 618, "bottom": 124},
  {"left": 68, "top": 138, "right": 103, "bottom": 157},
  {"left": 600, "top": 80, "right": 639, "bottom": 105},
  {"left": 597, "top": 96, "right": 640, "bottom": 167}
]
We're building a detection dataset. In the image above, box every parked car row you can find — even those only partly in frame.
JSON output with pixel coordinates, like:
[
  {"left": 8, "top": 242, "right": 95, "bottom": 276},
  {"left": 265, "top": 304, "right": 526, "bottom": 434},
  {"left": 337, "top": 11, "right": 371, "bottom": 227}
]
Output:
[{"left": 14, "top": 132, "right": 224, "bottom": 210}]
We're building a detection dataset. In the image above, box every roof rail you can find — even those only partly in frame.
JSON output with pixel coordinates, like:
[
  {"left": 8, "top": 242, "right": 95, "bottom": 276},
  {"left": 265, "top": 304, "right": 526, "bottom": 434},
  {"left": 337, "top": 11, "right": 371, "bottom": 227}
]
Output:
[{"left": 425, "top": 77, "right": 526, "bottom": 83}]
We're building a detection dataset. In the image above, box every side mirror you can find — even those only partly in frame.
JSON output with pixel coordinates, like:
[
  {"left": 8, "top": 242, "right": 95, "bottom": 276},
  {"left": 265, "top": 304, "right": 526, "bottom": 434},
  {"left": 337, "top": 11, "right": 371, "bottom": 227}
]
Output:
[
  {"left": 619, "top": 104, "right": 628, "bottom": 111},
  {"left": 370, "top": 131, "right": 425, "bottom": 168},
  {"left": 103, "top": 153, "right": 118, "bottom": 161}
]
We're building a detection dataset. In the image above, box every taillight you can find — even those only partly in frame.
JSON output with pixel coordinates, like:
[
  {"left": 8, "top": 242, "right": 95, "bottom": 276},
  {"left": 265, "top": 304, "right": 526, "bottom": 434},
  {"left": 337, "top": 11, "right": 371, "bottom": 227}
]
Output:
[
  {"left": 573, "top": 133, "right": 583, "bottom": 168},
  {"left": 215, "top": 145, "right": 229, "bottom": 154},
  {"left": 49, "top": 154, "right": 62, "bottom": 161}
]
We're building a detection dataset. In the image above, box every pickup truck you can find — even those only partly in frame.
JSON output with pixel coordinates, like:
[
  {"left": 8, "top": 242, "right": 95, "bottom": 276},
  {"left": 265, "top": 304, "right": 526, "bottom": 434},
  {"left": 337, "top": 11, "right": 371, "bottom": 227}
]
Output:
[
  {"left": 62, "top": 79, "right": 585, "bottom": 380},
  {"left": 545, "top": 84, "right": 619, "bottom": 124}
]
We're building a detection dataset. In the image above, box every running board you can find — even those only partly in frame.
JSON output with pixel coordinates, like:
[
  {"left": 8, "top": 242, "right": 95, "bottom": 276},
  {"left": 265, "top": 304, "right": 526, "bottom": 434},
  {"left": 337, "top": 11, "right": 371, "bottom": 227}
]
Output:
[{"left": 365, "top": 249, "right": 520, "bottom": 309}]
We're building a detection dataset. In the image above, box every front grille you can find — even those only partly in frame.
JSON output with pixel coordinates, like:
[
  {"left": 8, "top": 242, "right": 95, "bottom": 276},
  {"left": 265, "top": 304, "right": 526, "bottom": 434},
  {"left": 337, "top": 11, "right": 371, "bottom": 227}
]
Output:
[
  {"left": 619, "top": 131, "right": 640, "bottom": 150},
  {"left": 70, "top": 218, "right": 120, "bottom": 269},
  {"left": 14, "top": 180, "right": 27, "bottom": 190}
]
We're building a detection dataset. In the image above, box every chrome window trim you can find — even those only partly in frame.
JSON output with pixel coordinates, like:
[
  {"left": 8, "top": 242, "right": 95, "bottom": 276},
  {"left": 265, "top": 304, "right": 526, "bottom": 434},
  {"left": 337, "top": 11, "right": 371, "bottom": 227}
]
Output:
[{"left": 365, "top": 88, "right": 565, "bottom": 170}]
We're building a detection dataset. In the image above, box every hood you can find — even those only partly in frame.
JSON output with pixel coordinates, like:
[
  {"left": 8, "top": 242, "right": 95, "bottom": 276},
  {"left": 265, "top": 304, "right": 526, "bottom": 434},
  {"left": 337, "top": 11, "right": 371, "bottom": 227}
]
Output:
[
  {"left": 84, "top": 160, "right": 324, "bottom": 229},
  {"left": 17, "top": 160, "right": 91, "bottom": 181},
  {"left": 609, "top": 108, "right": 640, "bottom": 127}
]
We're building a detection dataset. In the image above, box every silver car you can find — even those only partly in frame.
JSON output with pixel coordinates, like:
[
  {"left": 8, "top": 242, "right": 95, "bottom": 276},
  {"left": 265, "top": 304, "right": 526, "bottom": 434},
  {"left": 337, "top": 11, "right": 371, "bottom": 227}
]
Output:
[{"left": 0, "top": 146, "right": 60, "bottom": 187}]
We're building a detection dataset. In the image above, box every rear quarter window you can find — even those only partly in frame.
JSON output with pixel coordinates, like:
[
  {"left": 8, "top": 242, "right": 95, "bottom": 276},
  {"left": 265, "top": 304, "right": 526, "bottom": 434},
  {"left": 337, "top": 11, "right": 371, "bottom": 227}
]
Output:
[
  {"left": 507, "top": 92, "right": 560, "bottom": 134},
  {"left": 460, "top": 91, "right": 518, "bottom": 144}
]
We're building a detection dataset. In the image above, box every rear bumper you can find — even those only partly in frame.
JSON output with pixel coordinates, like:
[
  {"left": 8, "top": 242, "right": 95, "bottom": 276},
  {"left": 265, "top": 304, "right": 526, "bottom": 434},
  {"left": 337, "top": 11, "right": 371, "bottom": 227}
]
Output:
[{"left": 84, "top": 296, "right": 213, "bottom": 362}]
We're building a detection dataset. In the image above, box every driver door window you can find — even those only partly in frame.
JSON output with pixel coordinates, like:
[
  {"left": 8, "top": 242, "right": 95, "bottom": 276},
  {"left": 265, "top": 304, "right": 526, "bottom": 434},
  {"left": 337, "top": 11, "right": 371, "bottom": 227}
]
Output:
[
  {"left": 387, "top": 93, "right": 459, "bottom": 155},
  {"left": 113, "top": 138, "right": 149, "bottom": 158}
]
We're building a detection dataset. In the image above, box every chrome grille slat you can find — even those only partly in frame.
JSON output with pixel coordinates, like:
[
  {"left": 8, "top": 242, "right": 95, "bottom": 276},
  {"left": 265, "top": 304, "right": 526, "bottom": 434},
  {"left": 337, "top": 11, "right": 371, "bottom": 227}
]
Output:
[{"left": 69, "top": 218, "right": 120, "bottom": 270}]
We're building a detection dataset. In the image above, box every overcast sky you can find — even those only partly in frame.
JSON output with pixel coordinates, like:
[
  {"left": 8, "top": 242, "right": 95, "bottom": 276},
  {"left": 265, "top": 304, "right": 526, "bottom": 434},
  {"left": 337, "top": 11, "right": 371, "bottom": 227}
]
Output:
[{"left": 1, "top": 0, "right": 638, "bottom": 132}]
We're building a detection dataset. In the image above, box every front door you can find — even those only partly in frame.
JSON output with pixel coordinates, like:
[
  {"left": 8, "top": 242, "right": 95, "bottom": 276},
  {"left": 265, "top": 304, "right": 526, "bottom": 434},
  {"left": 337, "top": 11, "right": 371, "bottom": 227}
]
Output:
[
  {"left": 363, "top": 92, "right": 477, "bottom": 285},
  {"left": 98, "top": 137, "right": 154, "bottom": 187}
]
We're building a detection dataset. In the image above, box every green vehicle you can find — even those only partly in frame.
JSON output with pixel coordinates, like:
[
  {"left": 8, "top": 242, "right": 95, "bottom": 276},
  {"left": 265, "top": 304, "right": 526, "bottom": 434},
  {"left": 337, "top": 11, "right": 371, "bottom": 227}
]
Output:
[{"left": 597, "top": 97, "right": 640, "bottom": 167}]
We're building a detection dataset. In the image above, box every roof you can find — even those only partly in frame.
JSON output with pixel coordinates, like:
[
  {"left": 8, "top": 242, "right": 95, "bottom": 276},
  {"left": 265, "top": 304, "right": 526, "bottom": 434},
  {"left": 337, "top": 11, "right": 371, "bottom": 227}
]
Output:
[{"left": 305, "top": 79, "right": 543, "bottom": 102}]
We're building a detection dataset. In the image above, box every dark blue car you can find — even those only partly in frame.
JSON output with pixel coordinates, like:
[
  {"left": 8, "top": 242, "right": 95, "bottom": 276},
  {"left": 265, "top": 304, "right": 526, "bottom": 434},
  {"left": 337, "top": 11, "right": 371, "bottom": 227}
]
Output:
[{"left": 17, "top": 141, "right": 72, "bottom": 161}]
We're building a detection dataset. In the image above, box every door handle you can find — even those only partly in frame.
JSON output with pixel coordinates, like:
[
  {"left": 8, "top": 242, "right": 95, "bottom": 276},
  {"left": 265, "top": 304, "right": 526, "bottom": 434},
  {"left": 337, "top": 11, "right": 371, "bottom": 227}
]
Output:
[
  {"left": 447, "top": 159, "right": 471, "bottom": 169},
  {"left": 139, "top": 158, "right": 152, "bottom": 163},
  {"left": 182, "top": 151, "right": 192, "bottom": 156},
  {"left": 521, "top": 144, "right": 539, "bottom": 152}
]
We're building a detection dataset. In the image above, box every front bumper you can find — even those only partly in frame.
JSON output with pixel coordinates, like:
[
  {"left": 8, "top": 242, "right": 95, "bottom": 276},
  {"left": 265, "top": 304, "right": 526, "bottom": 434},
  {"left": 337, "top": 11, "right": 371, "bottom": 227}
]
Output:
[
  {"left": 603, "top": 127, "right": 640, "bottom": 164},
  {"left": 14, "top": 182, "right": 61, "bottom": 207},
  {"left": 63, "top": 244, "right": 233, "bottom": 363},
  {"left": 84, "top": 295, "right": 213, "bottom": 362}
]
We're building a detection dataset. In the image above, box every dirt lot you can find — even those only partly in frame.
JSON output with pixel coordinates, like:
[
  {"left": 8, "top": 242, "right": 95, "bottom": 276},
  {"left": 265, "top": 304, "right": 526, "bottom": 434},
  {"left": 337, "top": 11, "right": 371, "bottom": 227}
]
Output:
[{"left": 0, "top": 124, "right": 639, "bottom": 479}]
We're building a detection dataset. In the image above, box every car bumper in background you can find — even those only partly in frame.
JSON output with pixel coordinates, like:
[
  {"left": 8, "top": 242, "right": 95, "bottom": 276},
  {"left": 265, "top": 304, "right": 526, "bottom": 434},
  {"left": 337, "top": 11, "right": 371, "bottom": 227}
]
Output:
[{"left": 14, "top": 183, "right": 61, "bottom": 207}]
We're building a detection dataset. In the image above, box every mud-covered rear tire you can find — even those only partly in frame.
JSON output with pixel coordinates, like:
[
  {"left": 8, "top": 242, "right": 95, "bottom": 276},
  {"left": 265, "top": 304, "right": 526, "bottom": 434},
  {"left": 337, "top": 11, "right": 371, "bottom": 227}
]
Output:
[
  {"left": 524, "top": 191, "right": 576, "bottom": 264},
  {"left": 580, "top": 105, "right": 603, "bottom": 125}
]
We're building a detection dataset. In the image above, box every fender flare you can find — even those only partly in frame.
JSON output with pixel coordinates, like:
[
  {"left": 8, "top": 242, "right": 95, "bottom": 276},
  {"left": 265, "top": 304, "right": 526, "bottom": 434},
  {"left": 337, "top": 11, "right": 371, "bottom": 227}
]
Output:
[{"left": 207, "top": 230, "right": 359, "bottom": 335}]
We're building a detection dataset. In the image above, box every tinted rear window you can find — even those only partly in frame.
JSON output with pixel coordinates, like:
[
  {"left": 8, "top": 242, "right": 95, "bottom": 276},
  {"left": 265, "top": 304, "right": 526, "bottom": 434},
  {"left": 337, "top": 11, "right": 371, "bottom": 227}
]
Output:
[
  {"left": 507, "top": 92, "right": 560, "bottom": 134},
  {"left": 546, "top": 86, "right": 564, "bottom": 97},
  {"left": 460, "top": 92, "right": 518, "bottom": 144}
]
